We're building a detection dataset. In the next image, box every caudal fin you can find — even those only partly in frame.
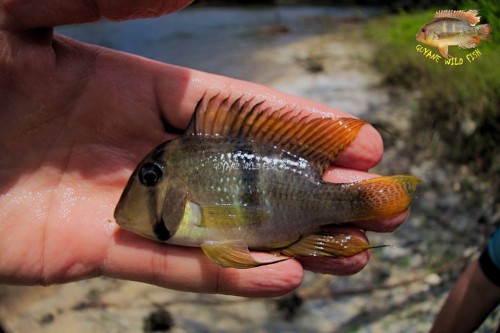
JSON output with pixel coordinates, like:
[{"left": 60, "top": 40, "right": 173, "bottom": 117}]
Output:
[
  {"left": 479, "top": 24, "right": 493, "bottom": 41},
  {"left": 343, "top": 175, "right": 421, "bottom": 221}
]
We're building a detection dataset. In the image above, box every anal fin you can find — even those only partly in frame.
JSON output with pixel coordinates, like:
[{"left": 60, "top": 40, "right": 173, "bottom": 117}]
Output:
[
  {"left": 280, "top": 231, "right": 384, "bottom": 258},
  {"left": 459, "top": 36, "right": 481, "bottom": 49},
  {"left": 201, "top": 240, "right": 288, "bottom": 269}
]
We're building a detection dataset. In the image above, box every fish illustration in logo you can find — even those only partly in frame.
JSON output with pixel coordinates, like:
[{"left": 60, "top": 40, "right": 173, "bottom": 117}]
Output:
[{"left": 416, "top": 10, "right": 492, "bottom": 59}]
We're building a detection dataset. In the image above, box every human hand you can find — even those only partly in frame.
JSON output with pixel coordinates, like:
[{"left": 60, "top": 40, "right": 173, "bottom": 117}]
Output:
[{"left": 0, "top": 0, "right": 408, "bottom": 297}]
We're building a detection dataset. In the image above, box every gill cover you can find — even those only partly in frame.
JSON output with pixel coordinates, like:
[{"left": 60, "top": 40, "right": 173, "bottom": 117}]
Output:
[{"left": 114, "top": 142, "right": 184, "bottom": 242}]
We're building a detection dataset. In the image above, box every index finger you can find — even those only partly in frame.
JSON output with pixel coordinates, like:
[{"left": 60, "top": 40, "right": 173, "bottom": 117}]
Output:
[
  {"left": 1, "top": 0, "right": 384, "bottom": 172},
  {"left": 1, "top": 0, "right": 193, "bottom": 30},
  {"left": 103, "top": 229, "right": 304, "bottom": 297},
  {"left": 154, "top": 69, "right": 384, "bottom": 171}
]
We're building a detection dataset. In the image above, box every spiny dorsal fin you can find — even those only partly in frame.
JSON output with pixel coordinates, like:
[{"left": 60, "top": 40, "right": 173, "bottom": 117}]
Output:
[
  {"left": 186, "top": 94, "right": 366, "bottom": 174},
  {"left": 434, "top": 9, "right": 480, "bottom": 26}
]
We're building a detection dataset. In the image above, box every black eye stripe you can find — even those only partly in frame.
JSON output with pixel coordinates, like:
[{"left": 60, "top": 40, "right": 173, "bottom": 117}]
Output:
[
  {"left": 138, "top": 162, "right": 164, "bottom": 187},
  {"left": 153, "top": 218, "right": 170, "bottom": 241}
]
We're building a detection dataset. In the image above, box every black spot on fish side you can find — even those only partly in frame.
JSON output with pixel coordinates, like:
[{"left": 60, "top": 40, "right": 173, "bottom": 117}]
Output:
[
  {"left": 154, "top": 219, "right": 171, "bottom": 241},
  {"left": 234, "top": 140, "right": 261, "bottom": 207}
]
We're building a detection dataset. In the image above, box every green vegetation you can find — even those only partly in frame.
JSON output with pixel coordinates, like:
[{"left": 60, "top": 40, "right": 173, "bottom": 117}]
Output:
[
  {"left": 365, "top": 9, "right": 498, "bottom": 329},
  {"left": 365, "top": 3, "right": 499, "bottom": 177}
]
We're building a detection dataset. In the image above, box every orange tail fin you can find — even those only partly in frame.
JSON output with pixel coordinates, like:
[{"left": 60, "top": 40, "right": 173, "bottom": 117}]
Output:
[
  {"left": 345, "top": 175, "right": 421, "bottom": 221},
  {"left": 479, "top": 24, "right": 493, "bottom": 41}
]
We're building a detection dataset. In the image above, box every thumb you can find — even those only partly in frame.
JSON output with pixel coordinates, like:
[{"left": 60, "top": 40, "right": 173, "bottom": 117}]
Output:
[
  {"left": 96, "top": 0, "right": 194, "bottom": 21},
  {"left": 1, "top": 0, "right": 194, "bottom": 30}
]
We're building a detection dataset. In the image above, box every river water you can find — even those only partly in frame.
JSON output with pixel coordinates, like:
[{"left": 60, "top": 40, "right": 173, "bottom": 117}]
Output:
[
  {"left": 57, "top": 6, "right": 387, "bottom": 120},
  {"left": 56, "top": 6, "right": 378, "bottom": 80}
]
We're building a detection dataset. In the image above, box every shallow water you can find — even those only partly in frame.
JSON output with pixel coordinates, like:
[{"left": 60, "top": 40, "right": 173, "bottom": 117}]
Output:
[{"left": 56, "top": 6, "right": 378, "bottom": 80}]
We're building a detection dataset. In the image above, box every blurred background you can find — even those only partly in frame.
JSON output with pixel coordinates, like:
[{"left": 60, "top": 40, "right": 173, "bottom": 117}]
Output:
[{"left": 1, "top": 0, "right": 499, "bottom": 332}]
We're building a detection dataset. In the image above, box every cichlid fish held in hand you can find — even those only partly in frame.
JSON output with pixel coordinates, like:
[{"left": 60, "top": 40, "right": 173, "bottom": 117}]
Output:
[
  {"left": 416, "top": 9, "right": 492, "bottom": 59},
  {"left": 114, "top": 95, "right": 420, "bottom": 269}
]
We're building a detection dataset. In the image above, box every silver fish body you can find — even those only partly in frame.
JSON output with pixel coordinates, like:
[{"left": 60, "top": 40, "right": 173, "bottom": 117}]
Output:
[
  {"left": 114, "top": 96, "right": 419, "bottom": 268},
  {"left": 133, "top": 136, "right": 402, "bottom": 249}
]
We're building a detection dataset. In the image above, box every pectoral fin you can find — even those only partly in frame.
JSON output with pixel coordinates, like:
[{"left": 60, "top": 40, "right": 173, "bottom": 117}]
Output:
[
  {"left": 200, "top": 205, "right": 270, "bottom": 228},
  {"left": 156, "top": 184, "right": 189, "bottom": 241},
  {"left": 280, "top": 231, "right": 384, "bottom": 258},
  {"left": 201, "top": 240, "right": 288, "bottom": 269}
]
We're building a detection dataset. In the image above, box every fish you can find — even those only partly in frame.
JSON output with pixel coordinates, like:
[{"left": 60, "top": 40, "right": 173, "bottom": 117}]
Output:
[
  {"left": 416, "top": 9, "right": 492, "bottom": 59},
  {"left": 114, "top": 95, "right": 420, "bottom": 269}
]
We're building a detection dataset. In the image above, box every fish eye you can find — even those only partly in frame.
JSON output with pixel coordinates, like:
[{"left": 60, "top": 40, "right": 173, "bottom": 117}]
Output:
[{"left": 138, "top": 162, "right": 164, "bottom": 187}]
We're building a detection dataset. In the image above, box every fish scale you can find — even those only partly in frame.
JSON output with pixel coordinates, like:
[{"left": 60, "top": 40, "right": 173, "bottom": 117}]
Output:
[{"left": 168, "top": 136, "right": 391, "bottom": 246}]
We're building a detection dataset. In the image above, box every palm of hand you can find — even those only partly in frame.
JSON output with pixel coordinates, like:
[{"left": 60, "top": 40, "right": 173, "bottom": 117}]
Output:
[
  {"left": 0, "top": 2, "right": 403, "bottom": 297},
  {"left": 1, "top": 33, "right": 309, "bottom": 295}
]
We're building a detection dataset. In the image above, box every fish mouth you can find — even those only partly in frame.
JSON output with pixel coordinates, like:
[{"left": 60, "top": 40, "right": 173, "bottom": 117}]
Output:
[
  {"left": 115, "top": 214, "right": 159, "bottom": 242},
  {"left": 113, "top": 213, "right": 130, "bottom": 227}
]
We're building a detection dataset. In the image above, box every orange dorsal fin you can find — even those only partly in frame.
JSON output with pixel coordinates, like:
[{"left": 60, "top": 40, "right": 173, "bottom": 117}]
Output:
[
  {"left": 186, "top": 94, "right": 366, "bottom": 174},
  {"left": 434, "top": 9, "right": 480, "bottom": 26}
]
